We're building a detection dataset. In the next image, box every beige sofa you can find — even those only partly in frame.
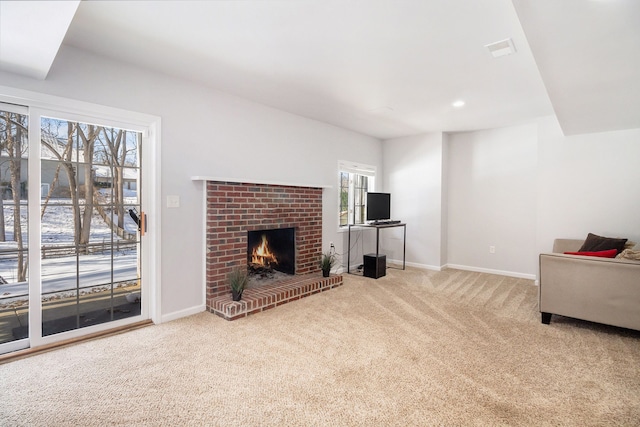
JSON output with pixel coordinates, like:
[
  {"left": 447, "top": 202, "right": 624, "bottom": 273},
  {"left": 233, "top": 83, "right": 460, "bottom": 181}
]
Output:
[{"left": 539, "top": 239, "right": 640, "bottom": 331}]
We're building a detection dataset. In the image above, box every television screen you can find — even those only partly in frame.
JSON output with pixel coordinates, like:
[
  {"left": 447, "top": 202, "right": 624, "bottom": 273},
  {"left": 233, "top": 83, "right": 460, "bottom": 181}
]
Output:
[{"left": 366, "top": 192, "right": 391, "bottom": 221}]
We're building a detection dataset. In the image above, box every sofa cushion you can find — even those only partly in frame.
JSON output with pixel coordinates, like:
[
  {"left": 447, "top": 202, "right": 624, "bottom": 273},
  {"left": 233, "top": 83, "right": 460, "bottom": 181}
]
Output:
[
  {"left": 564, "top": 249, "right": 618, "bottom": 258},
  {"left": 578, "top": 233, "right": 627, "bottom": 254}
]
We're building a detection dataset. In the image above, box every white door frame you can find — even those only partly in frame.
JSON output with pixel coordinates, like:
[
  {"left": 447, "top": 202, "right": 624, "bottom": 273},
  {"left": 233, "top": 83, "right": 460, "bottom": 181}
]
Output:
[{"left": 0, "top": 86, "right": 161, "bottom": 352}]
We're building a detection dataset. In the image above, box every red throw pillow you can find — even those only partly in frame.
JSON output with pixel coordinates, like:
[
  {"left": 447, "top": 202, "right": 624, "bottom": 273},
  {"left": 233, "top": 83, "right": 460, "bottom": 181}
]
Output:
[{"left": 564, "top": 249, "right": 617, "bottom": 258}]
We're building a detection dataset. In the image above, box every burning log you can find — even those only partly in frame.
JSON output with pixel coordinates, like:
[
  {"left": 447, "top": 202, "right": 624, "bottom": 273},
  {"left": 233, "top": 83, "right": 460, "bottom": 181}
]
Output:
[{"left": 248, "top": 263, "right": 275, "bottom": 279}]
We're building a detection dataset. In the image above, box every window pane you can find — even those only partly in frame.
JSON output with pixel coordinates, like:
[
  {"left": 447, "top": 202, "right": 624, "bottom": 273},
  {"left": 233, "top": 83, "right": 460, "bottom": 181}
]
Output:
[
  {"left": 339, "top": 172, "right": 349, "bottom": 226},
  {"left": 354, "top": 175, "right": 368, "bottom": 224},
  {"left": 0, "top": 109, "right": 29, "bottom": 345}
]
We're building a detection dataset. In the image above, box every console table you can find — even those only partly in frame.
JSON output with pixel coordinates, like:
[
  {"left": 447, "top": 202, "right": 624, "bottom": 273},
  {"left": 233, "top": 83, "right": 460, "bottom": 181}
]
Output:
[{"left": 347, "top": 223, "right": 406, "bottom": 276}]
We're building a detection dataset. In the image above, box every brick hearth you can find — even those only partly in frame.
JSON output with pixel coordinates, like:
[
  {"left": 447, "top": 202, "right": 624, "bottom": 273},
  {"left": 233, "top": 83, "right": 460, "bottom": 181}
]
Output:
[
  {"left": 211, "top": 273, "right": 343, "bottom": 321},
  {"left": 205, "top": 180, "right": 342, "bottom": 319}
]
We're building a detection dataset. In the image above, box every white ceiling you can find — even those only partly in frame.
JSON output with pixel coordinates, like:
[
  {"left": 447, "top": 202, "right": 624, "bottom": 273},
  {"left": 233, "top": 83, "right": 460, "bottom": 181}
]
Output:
[
  {"left": 1, "top": 0, "right": 639, "bottom": 139},
  {"left": 0, "top": 1, "right": 79, "bottom": 79},
  {"left": 513, "top": 0, "right": 640, "bottom": 136}
]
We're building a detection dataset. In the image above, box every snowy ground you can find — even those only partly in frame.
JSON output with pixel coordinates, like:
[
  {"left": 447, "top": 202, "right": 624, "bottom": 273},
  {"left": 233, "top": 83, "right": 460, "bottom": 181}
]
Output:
[
  {"left": 0, "top": 192, "right": 140, "bottom": 303},
  {"left": 1, "top": 252, "right": 138, "bottom": 299}
]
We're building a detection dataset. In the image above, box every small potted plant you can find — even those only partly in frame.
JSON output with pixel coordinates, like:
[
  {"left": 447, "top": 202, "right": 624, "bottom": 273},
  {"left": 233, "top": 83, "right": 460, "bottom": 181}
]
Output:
[
  {"left": 228, "top": 265, "right": 248, "bottom": 301},
  {"left": 320, "top": 251, "right": 336, "bottom": 277}
]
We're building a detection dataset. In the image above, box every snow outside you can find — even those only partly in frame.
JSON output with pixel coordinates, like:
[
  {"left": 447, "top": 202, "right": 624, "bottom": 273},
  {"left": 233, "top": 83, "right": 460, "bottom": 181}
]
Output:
[{"left": 0, "top": 190, "right": 139, "bottom": 306}]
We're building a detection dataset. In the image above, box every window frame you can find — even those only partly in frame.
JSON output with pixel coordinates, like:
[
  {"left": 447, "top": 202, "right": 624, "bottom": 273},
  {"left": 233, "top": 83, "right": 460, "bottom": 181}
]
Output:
[{"left": 338, "top": 160, "right": 376, "bottom": 228}]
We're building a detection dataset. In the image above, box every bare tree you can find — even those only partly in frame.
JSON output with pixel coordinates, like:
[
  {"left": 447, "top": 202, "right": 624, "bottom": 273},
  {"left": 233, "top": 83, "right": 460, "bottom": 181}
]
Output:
[
  {"left": 0, "top": 116, "right": 8, "bottom": 242},
  {"left": 100, "top": 128, "right": 127, "bottom": 228},
  {"left": 78, "top": 124, "right": 99, "bottom": 250},
  {"left": 1, "top": 111, "right": 28, "bottom": 281},
  {"left": 41, "top": 120, "right": 102, "bottom": 254}
]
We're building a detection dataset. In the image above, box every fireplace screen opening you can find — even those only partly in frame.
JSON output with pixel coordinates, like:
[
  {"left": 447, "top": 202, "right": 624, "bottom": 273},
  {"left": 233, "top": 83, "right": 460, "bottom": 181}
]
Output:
[{"left": 247, "top": 227, "right": 295, "bottom": 276}]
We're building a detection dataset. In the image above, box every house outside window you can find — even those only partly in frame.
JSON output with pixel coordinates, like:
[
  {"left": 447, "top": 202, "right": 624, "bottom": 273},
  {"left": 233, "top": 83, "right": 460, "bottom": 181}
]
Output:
[{"left": 339, "top": 161, "right": 376, "bottom": 227}]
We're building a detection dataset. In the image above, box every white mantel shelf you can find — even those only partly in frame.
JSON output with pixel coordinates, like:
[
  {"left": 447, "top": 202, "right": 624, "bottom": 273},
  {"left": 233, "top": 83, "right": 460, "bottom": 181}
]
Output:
[{"left": 191, "top": 176, "right": 332, "bottom": 189}]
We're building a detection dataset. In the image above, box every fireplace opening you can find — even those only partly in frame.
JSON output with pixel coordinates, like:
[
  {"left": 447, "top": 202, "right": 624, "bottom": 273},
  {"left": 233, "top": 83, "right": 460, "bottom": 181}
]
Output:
[{"left": 247, "top": 227, "right": 295, "bottom": 282}]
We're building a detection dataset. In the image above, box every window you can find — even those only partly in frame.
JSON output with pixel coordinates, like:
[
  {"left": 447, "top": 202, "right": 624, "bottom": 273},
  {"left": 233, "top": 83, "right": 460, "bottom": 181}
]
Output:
[{"left": 338, "top": 161, "right": 376, "bottom": 227}]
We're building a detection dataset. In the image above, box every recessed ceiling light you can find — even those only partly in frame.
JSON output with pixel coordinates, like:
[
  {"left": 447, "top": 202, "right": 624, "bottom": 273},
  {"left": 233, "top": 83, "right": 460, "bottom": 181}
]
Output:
[
  {"left": 452, "top": 100, "right": 465, "bottom": 108},
  {"left": 485, "top": 38, "right": 516, "bottom": 58}
]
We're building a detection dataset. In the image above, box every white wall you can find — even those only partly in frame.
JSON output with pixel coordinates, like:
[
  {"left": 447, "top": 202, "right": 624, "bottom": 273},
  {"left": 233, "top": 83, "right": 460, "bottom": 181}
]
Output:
[
  {"left": 447, "top": 124, "right": 538, "bottom": 278},
  {"left": 4, "top": 45, "right": 638, "bottom": 304},
  {"left": 0, "top": 45, "right": 382, "bottom": 320},
  {"left": 382, "top": 133, "right": 447, "bottom": 269},
  {"left": 445, "top": 118, "right": 640, "bottom": 279},
  {"left": 536, "top": 116, "right": 640, "bottom": 254}
]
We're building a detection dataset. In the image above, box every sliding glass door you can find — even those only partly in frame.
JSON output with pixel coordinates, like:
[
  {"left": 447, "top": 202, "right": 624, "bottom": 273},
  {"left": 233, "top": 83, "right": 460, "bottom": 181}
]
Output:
[{"left": 0, "top": 101, "right": 151, "bottom": 355}]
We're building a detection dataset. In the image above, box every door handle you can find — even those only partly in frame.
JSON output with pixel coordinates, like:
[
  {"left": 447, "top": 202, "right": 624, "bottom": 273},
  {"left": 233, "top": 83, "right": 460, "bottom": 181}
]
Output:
[{"left": 140, "top": 212, "right": 147, "bottom": 236}]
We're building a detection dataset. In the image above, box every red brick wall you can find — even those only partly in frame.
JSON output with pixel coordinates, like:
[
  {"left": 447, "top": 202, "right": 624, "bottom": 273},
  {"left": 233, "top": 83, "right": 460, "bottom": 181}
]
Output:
[{"left": 206, "top": 181, "right": 323, "bottom": 302}]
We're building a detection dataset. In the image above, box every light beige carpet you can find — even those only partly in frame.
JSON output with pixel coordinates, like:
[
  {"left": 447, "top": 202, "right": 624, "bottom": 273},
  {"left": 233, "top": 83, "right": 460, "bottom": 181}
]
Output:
[{"left": 1, "top": 268, "right": 639, "bottom": 426}]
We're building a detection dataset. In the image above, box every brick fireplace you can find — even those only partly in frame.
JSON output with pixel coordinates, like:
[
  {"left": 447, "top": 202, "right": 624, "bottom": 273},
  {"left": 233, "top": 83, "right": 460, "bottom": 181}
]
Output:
[{"left": 204, "top": 180, "right": 343, "bottom": 320}]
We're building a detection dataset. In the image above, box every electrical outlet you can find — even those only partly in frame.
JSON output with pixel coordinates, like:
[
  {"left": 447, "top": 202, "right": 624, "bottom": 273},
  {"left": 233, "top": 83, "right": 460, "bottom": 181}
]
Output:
[{"left": 489, "top": 246, "right": 496, "bottom": 254}]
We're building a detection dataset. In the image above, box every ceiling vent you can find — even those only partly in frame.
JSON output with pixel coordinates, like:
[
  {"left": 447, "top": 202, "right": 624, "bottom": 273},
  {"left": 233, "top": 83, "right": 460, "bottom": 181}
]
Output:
[{"left": 485, "top": 38, "right": 516, "bottom": 58}]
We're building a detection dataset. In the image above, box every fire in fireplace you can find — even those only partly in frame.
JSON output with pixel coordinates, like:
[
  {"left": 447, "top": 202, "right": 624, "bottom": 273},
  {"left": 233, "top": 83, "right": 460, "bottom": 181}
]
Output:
[
  {"left": 247, "top": 227, "right": 295, "bottom": 275},
  {"left": 250, "top": 235, "right": 278, "bottom": 267}
]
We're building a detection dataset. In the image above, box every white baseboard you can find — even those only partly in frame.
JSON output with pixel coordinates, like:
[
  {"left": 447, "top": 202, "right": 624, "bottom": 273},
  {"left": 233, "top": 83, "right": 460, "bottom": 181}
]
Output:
[
  {"left": 160, "top": 304, "right": 207, "bottom": 323},
  {"left": 386, "top": 259, "right": 443, "bottom": 271},
  {"left": 444, "top": 264, "right": 537, "bottom": 281},
  {"left": 343, "top": 258, "right": 443, "bottom": 273}
]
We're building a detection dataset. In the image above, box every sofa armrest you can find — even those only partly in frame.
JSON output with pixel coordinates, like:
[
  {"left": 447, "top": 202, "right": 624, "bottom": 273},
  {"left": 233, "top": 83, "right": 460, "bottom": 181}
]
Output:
[
  {"left": 552, "top": 239, "right": 584, "bottom": 253},
  {"left": 539, "top": 253, "right": 640, "bottom": 330}
]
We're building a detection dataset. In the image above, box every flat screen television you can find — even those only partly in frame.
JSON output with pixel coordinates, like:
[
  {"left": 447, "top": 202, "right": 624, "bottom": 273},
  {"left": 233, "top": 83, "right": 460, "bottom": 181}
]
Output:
[{"left": 366, "top": 192, "right": 391, "bottom": 222}]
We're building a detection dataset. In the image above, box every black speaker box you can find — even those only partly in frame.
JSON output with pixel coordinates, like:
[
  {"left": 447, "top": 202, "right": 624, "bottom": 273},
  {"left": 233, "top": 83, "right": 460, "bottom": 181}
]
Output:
[{"left": 363, "top": 253, "right": 386, "bottom": 279}]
